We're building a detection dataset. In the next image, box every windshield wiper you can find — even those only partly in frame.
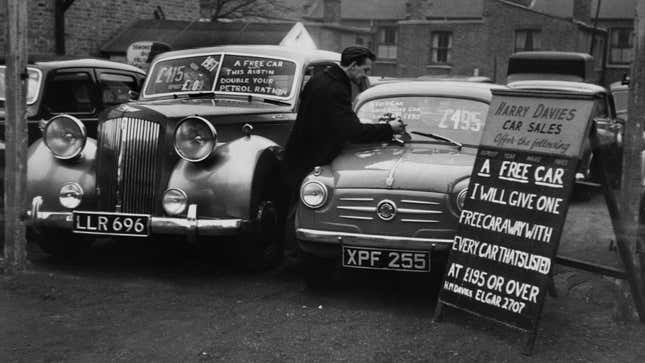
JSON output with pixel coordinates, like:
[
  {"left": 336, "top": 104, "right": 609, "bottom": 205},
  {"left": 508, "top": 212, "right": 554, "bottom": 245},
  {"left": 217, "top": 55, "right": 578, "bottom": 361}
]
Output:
[{"left": 410, "top": 130, "right": 463, "bottom": 150}]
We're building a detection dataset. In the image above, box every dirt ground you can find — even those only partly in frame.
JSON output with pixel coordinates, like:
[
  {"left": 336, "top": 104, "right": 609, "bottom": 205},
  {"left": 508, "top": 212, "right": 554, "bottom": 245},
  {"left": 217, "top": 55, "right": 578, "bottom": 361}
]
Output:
[{"left": 1, "top": 193, "right": 645, "bottom": 362}]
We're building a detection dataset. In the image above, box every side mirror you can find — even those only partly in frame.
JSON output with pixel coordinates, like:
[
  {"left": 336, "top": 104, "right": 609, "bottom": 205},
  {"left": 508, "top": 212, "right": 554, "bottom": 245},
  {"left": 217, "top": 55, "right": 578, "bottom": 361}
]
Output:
[
  {"left": 38, "top": 119, "right": 47, "bottom": 134},
  {"left": 128, "top": 90, "right": 140, "bottom": 101}
]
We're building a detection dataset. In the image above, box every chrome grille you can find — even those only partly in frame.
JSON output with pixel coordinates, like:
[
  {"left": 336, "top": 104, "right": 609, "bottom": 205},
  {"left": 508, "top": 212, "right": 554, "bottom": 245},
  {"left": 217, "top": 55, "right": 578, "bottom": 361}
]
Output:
[
  {"left": 335, "top": 191, "right": 447, "bottom": 224},
  {"left": 97, "top": 117, "right": 161, "bottom": 213}
]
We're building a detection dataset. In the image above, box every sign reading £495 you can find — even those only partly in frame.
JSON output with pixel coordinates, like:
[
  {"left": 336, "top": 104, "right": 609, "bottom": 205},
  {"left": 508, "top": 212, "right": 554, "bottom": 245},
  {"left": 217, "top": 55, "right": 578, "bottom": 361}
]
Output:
[{"left": 438, "top": 89, "right": 595, "bottom": 333}]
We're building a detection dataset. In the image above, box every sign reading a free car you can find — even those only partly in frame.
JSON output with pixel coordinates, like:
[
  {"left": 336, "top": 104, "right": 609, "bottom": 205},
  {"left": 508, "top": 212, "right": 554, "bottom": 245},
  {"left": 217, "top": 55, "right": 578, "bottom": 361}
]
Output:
[{"left": 438, "top": 89, "right": 594, "bottom": 333}]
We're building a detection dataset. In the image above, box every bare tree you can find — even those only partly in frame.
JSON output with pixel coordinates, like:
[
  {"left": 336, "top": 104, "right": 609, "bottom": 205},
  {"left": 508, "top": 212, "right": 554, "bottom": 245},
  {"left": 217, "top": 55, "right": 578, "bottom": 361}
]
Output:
[{"left": 201, "top": 0, "right": 300, "bottom": 21}]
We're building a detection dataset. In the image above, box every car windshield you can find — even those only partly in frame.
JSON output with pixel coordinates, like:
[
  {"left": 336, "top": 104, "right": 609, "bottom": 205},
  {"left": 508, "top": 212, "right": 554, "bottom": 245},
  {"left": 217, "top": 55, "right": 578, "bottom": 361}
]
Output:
[
  {"left": 143, "top": 53, "right": 298, "bottom": 100},
  {"left": 356, "top": 96, "right": 490, "bottom": 146},
  {"left": 612, "top": 89, "right": 628, "bottom": 114},
  {"left": 0, "top": 66, "right": 42, "bottom": 105}
]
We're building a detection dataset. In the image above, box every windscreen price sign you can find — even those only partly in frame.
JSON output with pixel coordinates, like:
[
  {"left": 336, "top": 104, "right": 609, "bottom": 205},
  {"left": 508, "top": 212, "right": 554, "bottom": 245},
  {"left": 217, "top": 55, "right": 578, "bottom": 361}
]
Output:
[{"left": 438, "top": 89, "right": 594, "bottom": 332}]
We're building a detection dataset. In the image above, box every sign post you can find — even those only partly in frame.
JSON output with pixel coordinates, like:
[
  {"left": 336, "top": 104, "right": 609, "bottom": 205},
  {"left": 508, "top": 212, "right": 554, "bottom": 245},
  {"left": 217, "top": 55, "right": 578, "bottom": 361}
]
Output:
[
  {"left": 435, "top": 89, "right": 595, "bottom": 354},
  {"left": 2, "top": 0, "right": 29, "bottom": 273}
]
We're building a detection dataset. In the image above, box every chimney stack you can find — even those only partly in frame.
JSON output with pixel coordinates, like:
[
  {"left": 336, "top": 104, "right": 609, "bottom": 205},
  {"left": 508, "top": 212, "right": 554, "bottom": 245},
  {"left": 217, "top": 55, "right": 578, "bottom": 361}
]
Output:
[
  {"left": 323, "top": 0, "right": 341, "bottom": 23},
  {"left": 406, "top": 0, "right": 430, "bottom": 20}
]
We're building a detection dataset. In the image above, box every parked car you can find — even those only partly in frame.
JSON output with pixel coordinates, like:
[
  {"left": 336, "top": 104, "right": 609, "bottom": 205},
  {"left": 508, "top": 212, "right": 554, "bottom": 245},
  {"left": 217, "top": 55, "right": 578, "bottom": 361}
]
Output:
[
  {"left": 294, "top": 81, "right": 506, "bottom": 286},
  {"left": 506, "top": 51, "right": 597, "bottom": 83},
  {"left": 609, "top": 80, "right": 629, "bottom": 122},
  {"left": 0, "top": 56, "right": 146, "bottom": 144},
  {"left": 508, "top": 80, "right": 623, "bottom": 194},
  {"left": 24, "top": 45, "right": 340, "bottom": 268},
  {"left": 0, "top": 57, "right": 145, "bottom": 207}
]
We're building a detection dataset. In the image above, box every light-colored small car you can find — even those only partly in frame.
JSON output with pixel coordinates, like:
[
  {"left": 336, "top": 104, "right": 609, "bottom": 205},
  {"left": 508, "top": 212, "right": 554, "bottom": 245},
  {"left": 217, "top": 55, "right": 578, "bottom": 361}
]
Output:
[{"left": 294, "top": 81, "right": 505, "bottom": 286}]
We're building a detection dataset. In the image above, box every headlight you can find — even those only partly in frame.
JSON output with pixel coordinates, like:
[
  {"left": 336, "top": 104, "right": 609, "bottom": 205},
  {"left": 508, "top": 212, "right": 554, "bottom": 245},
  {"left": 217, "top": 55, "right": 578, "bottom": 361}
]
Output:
[
  {"left": 43, "top": 115, "right": 87, "bottom": 159},
  {"left": 300, "top": 181, "right": 328, "bottom": 209},
  {"left": 59, "top": 182, "right": 83, "bottom": 209},
  {"left": 162, "top": 188, "right": 188, "bottom": 216},
  {"left": 456, "top": 188, "right": 468, "bottom": 212},
  {"left": 174, "top": 116, "right": 217, "bottom": 162}
]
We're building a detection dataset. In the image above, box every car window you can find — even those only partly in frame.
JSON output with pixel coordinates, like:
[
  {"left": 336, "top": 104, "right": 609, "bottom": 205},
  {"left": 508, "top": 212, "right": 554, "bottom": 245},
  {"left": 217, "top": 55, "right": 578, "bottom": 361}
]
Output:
[
  {"left": 42, "top": 71, "right": 96, "bottom": 114},
  {"left": 99, "top": 72, "right": 138, "bottom": 106},
  {"left": 0, "top": 66, "right": 42, "bottom": 104},
  {"left": 356, "top": 96, "right": 490, "bottom": 145},
  {"left": 594, "top": 96, "right": 609, "bottom": 118}
]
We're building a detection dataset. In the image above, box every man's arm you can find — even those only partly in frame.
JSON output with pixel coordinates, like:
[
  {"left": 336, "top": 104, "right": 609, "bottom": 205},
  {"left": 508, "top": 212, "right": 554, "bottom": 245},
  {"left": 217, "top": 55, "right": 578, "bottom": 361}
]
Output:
[{"left": 328, "top": 86, "right": 394, "bottom": 143}]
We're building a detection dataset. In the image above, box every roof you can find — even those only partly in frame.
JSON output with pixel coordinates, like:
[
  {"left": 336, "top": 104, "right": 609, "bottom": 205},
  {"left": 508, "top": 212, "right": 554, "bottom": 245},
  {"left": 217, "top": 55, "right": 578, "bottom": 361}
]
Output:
[
  {"left": 154, "top": 44, "right": 340, "bottom": 65},
  {"left": 304, "top": 0, "right": 408, "bottom": 20},
  {"left": 102, "top": 20, "right": 301, "bottom": 55},
  {"left": 0, "top": 56, "right": 145, "bottom": 74},
  {"left": 356, "top": 81, "right": 506, "bottom": 105},
  {"left": 507, "top": 80, "right": 608, "bottom": 95}
]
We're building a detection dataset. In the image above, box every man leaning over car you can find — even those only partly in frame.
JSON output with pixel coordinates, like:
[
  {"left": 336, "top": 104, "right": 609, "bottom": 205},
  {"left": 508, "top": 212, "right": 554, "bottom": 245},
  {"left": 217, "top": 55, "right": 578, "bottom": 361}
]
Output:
[{"left": 284, "top": 46, "right": 405, "bottom": 195}]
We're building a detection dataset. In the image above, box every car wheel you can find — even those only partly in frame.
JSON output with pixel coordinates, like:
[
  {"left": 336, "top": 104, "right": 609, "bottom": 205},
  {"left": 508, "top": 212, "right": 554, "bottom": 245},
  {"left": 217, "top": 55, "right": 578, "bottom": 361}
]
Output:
[
  {"left": 28, "top": 227, "right": 92, "bottom": 259},
  {"left": 237, "top": 200, "right": 284, "bottom": 271}
]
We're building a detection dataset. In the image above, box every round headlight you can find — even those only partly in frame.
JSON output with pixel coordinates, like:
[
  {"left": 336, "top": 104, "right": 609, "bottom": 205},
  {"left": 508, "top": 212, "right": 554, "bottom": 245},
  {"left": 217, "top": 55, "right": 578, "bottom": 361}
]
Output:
[
  {"left": 162, "top": 188, "right": 188, "bottom": 216},
  {"left": 44, "top": 115, "right": 87, "bottom": 160},
  {"left": 59, "top": 182, "right": 84, "bottom": 209},
  {"left": 456, "top": 188, "right": 468, "bottom": 212},
  {"left": 300, "top": 181, "right": 328, "bottom": 209},
  {"left": 174, "top": 116, "right": 217, "bottom": 162}
]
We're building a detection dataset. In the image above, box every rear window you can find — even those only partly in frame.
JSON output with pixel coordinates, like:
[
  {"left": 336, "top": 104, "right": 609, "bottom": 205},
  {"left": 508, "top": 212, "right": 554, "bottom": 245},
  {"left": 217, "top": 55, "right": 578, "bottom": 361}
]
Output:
[{"left": 356, "top": 96, "right": 490, "bottom": 145}]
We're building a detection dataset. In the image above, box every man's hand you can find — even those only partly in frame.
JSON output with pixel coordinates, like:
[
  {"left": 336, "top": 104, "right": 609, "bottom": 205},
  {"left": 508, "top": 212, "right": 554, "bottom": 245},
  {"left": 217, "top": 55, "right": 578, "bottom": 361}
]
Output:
[{"left": 388, "top": 118, "right": 406, "bottom": 135}]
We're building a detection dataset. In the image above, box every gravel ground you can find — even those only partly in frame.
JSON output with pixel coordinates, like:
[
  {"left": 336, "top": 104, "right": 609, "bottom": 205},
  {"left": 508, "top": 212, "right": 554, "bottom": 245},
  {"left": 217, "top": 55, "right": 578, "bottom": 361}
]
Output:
[{"left": 1, "top": 193, "right": 644, "bottom": 362}]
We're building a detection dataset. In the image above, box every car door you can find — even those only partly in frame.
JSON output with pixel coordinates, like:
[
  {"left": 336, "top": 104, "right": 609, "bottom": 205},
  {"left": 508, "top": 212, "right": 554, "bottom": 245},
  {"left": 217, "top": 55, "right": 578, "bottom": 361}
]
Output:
[
  {"left": 95, "top": 69, "right": 145, "bottom": 112},
  {"left": 40, "top": 68, "right": 100, "bottom": 140}
]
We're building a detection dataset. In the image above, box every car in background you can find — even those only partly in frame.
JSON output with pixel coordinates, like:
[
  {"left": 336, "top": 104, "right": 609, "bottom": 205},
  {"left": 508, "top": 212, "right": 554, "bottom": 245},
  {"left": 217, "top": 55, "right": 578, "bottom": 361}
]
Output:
[
  {"left": 610, "top": 80, "right": 629, "bottom": 122},
  {"left": 506, "top": 51, "right": 597, "bottom": 83},
  {"left": 508, "top": 80, "right": 623, "bottom": 194},
  {"left": 0, "top": 57, "right": 145, "bottom": 210},
  {"left": 25, "top": 45, "right": 340, "bottom": 270},
  {"left": 294, "top": 81, "right": 506, "bottom": 287}
]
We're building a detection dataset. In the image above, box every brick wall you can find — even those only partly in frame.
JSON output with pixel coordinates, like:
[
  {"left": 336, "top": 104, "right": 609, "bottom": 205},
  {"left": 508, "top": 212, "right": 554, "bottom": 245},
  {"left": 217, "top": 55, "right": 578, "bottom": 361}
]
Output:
[{"left": 1, "top": 0, "right": 200, "bottom": 57}]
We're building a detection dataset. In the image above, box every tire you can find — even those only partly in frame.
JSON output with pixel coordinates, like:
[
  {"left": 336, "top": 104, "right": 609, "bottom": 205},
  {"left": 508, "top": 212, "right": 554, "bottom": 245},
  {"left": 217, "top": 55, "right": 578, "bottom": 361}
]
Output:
[
  {"left": 237, "top": 200, "right": 284, "bottom": 271},
  {"left": 28, "top": 227, "right": 92, "bottom": 259}
]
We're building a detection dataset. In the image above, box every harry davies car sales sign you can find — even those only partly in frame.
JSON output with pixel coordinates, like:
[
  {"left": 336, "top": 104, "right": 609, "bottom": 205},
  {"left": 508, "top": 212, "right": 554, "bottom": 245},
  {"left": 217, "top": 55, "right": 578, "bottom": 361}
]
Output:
[{"left": 438, "top": 88, "right": 595, "bottom": 332}]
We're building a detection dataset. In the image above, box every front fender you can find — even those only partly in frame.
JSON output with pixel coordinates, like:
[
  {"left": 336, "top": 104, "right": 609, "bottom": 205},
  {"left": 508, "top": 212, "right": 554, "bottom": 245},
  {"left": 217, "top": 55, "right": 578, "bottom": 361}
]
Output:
[
  {"left": 27, "top": 138, "right": 97, "bottom": 211},
  {"left": 167, "top": 135, "right": 281, "bottom": 219}
]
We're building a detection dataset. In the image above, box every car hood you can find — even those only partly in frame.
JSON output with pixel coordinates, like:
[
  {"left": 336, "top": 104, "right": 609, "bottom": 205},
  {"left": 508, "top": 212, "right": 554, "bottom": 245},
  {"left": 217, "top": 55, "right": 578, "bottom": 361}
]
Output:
[
  {"left": 329, "top": 143, "right": 477, "bottom": 192},
  {"left": 124, "top": 98, "right": 293, "bottom": 119}
]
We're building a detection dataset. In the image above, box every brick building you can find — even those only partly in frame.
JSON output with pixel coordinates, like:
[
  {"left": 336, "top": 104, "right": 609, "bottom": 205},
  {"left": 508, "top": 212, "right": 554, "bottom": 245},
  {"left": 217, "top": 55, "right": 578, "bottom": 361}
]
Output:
[
  {"left": 304, "top": 0, "right": 634, "bottom": 86},
  {"left": 0, "top": 0, "right": 200, "bottom": 57}
]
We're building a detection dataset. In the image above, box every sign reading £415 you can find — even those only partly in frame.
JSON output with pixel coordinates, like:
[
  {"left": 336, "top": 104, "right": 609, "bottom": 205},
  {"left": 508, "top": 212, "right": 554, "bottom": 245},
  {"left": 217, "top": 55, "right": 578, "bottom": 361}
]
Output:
[{"left": 438, "top": 89, "right": 595, "bottom": 333}]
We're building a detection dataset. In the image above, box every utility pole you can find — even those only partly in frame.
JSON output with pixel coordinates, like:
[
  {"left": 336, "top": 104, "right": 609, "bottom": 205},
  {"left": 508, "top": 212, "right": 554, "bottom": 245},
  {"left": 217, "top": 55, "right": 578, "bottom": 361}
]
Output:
[
  {"left": 635, "top": 0, "right": 645, "bottom": 303},
  {"left": 3, "top": 0, "right": 29, "bottom": 274}
]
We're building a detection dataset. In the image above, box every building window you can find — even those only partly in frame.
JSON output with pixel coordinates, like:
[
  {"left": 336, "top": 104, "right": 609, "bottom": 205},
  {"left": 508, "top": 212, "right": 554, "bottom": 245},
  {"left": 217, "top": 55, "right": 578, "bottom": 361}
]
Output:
[
  {"left": 377, "top": 27, "right": 397, "bottom": 60},
  {"left": 609, "top": 27, "right": 634, "bottom": 65},
  {"left": 514, "top": 29, "right": 541, "bottom": 52},
  {"left": 431, "top": 31, "right": 452, "bottom": 64}
]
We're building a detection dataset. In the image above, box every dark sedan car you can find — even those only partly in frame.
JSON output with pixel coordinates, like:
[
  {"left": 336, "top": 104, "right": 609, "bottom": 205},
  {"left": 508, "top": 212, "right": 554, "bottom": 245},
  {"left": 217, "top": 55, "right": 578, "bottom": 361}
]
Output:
[{"left": 25, "top": 45, "right": 340, "bottom": 269}]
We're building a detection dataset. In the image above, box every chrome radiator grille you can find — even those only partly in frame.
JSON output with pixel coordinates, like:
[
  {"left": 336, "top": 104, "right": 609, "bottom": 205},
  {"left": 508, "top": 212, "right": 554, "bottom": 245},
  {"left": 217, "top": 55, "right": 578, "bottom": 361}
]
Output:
[{"left": 97, "top": 117, "right": 161, "bottom": 213}]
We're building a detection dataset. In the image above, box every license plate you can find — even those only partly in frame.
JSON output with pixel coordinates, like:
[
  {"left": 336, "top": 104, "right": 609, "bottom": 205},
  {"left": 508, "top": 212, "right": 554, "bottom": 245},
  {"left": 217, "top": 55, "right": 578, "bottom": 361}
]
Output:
[
  {"left": 72, "top": 211, "right": 150, "bottom": 237},
  {"left": 342, "top": 246, "right": 430, "bottom": 272}
]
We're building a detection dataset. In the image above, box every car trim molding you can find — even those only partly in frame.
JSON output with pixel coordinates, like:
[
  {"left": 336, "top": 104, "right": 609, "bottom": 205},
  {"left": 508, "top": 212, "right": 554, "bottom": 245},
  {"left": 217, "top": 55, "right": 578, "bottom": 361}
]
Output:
[{"left": 296, "top": 228, "right": 454, "bottom": 246}]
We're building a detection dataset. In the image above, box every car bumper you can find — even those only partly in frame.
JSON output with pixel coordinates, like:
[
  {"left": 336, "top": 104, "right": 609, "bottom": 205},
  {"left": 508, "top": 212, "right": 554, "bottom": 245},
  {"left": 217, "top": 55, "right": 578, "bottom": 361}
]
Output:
[
  {"left": 296, "top": 227, "right": 453, "bottom": 257},
  {"left": 26, "top": 196, "right": 248, "bottom": 242}
]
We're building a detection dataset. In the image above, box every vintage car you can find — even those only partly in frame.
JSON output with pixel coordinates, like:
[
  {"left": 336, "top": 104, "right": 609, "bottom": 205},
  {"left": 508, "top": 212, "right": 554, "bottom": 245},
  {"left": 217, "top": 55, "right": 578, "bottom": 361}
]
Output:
[
  {"left": 0, "top": 57, "right": 146, "bottom": 143},
  {"left": 25, "top": 45, "right": 340, "bottom": 268},
  {"left": 294, "top": 81, "right": 506, "bottom": 286},
  {"left": 609, "top": 80, "right": 629, "bottom": 122},
  {"left": 507, "top": 80, "right": 623, "bottom": 192},
  {"left": 1, "top": 57, "right": 145, "bottom": 204}
]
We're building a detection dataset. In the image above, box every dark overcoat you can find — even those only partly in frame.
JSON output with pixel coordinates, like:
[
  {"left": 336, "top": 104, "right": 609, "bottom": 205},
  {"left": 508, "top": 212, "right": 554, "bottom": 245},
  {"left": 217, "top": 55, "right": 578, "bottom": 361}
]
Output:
[{"left": 284, "top": 64, "right": 393, "bottom": 187}]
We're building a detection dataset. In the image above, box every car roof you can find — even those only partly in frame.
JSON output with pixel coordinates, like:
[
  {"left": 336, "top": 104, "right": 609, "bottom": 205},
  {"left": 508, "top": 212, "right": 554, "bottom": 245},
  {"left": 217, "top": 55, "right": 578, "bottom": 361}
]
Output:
[
  {"left": 609, "top": 81, "right": 629, "bottom": 91},
  {"left": 356, "top": 81, "right": 506, "bottom": 104},
  {"left": 154, "top": 45, "right": 340, "bottom": 64},
  {"left": 509, "top": 51, "right": 594, "bottom": 62},
  {"left": 0, "top": 56, "right": 146, "bottom": 74},
  {"left": 507, "top": 80, "right": 607, "bottom": 95}
]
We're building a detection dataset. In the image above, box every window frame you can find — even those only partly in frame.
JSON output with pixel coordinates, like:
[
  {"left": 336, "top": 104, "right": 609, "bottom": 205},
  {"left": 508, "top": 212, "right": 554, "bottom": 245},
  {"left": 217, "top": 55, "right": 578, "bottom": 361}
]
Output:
[
  {"left": 377, "top": 26, "right": 398, "bottom": 60},
  {"left": 41, "top": 68, "right": 99, "bottom": 116},
  {"left": 608, "top": 27, "right": 634, "bottom": 65},
  {"left": 514, "top": 29, "right": 541, "bottom": 52},
  {"left": 430, "top": 31, "right": 453, "bottom": 65}
]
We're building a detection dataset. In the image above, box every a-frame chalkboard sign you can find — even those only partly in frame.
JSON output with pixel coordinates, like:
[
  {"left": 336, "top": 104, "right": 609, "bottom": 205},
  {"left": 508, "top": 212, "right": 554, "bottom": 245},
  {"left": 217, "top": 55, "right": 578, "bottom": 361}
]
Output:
[{"left": 434, "top": 88, "right": 598, "bottom": 354}]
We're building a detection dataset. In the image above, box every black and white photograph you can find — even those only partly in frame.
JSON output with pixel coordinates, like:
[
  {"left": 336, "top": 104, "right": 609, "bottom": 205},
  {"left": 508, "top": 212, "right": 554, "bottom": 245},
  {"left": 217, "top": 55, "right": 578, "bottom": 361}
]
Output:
[{"left": 1, "top": 0, "right": 645, "bottom": 361}]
